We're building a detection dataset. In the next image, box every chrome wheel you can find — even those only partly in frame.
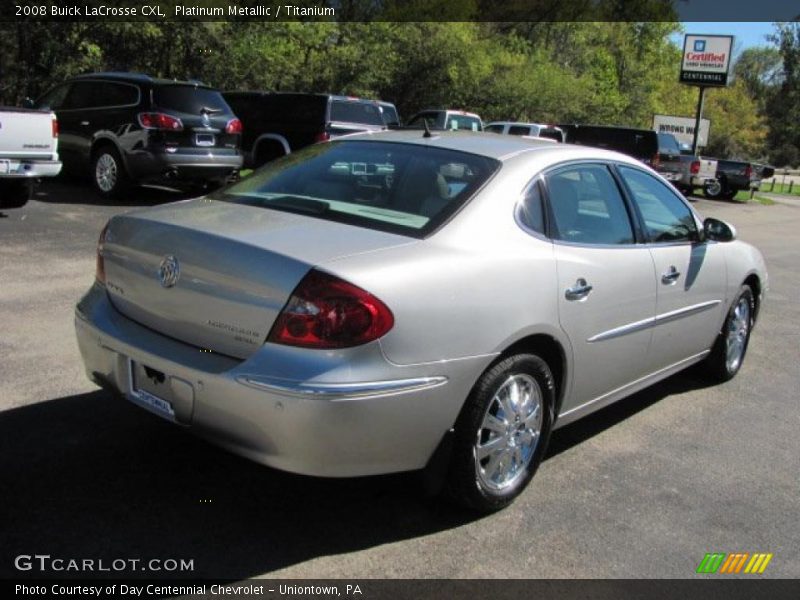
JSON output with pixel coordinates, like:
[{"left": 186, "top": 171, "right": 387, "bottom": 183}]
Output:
[
  {"left": 725, "top": 296, "right": 750, "bottom": 373},
  {"left": 95, "top": 153, "right": 118, "bottom": 193},
  {"left": 705, "top": 179, "right": 722, "bottom": 197},
  {"left": 475, "top": 373, "right": 542, "bottom": 492}
]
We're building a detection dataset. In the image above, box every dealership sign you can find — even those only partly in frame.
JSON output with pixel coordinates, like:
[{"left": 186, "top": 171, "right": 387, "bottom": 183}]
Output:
[
  {"left": 680, "top": 34, "right": 734, "bottom": 86},
  {"left": 653, "top": 114, "right": 711, "bottom": 147}
]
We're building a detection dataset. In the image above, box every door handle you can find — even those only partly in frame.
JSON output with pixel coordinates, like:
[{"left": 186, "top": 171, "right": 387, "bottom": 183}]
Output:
[
  {"left": 565, "top": 278, "right": 593, "bottom": 301},
  {"left": 661, "top": 266, "right": 681, "bottom": 284}
]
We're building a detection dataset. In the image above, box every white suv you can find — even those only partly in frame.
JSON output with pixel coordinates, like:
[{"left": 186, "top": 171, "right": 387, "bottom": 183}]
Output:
[{"left": 485, "top": 121, "right": 564, "bottom": 142}]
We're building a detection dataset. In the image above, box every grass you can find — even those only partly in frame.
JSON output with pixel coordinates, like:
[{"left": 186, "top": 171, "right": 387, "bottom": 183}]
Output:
[
  {"left": 730, "top": 191, "right": 776, "bottom": 205},
  {"left": 760, "top": 181, "right": 800, "bottom": 196}
]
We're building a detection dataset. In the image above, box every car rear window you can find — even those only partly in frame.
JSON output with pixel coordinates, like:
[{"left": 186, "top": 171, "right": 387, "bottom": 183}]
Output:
[
  {"left": 445, "top": 115, "right": 482, "bottom": 131},
  {"left": 329, "top": 100, "right": 384, "bottom": 126},
  {"left": 215, "top": 141, "right": 500, "bottom": 238},
  {"left": 657, "top": 133, "right": 681, "bottom": 154},
  {"left": 154, "top": 85, "right": 230, "bottom": 115}
]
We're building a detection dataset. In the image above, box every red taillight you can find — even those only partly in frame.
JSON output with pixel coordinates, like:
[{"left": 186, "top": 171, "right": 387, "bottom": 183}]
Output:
[
  {"left": 744, "top": 164, "right": 752, "bottom": 178},
  {"left": 268, "top": 270, "right": 394, "bottom": 349},
  {"left": 690, "top": 160, "right": 700, "bottom": 175},
  {"left": 225, "top": 118, "right": 243, "bottom": 134},
  {"left": 315, "top": 131, "right": 330, "bottom": 143},
  {"left": 95, "top": 222, "right": 109, "bottom": 284},
  {"left": 52, "top": 117, "right": 59, "bottom": 138},
  {"left": 138, "top": 112, "right": 183, "bottom": 131}
]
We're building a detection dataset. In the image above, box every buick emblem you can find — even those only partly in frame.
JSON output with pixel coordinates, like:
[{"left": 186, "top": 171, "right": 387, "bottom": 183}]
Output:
[
  {"left": 158, "top": 255, "right": 180, "bottom": 288},
  {"left": 202, "top": 113, "right": 210, "bottom": 127}
]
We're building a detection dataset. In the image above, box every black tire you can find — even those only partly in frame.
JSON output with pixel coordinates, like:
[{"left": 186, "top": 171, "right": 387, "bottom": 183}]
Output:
[
  {"left": 721, "top": 189, "right": 737, "bottom": 200},
  {"left": 703, "top": 179, "right": 723, "bottom": 199},
  {"left": 91, "top": 145, "right": 131, "bottom": 199},
  {"left": 702, "top": 285, "right": 754, "bottom": 382},
  {"left": 0, "top": 180, "right": 32, "bottom": 209},
  {"left": 253, "top": 141, "right": 286, "bottom": 168},
  {"left": 445, "top": 353, "right": 555, "bottom": 513}
]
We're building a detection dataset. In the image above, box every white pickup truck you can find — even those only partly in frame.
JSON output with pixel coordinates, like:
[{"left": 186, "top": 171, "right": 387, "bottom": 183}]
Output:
[{"left": 0, "top": 108, "right": 62, "bottom": 209}]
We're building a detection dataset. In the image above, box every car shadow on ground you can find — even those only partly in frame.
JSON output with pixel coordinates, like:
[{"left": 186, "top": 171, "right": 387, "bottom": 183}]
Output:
[
  {"left": 32, "top": 177, "right": 200, "bottom": 207},
  {"left": 1, "top": 369, "right": 715, "bottom": 580}
]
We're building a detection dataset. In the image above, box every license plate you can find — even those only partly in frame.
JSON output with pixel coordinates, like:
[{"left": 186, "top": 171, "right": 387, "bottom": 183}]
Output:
[
  {"left": 0, "top": 160, "right": 9, "bottom": 174},
  {"left": 195, "top": 133, "right": 215, "bottom": 147},
  {"left": 664, "top": 172, "right": 681, "bottom": 181},
  {"left": 129, "top": 360, "right": 176, "bottom": 421}
]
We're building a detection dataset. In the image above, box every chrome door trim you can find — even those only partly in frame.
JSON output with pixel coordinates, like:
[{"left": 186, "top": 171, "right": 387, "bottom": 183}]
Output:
[{"left": 587, "top": 299, "right": 721, "bottom": 343}]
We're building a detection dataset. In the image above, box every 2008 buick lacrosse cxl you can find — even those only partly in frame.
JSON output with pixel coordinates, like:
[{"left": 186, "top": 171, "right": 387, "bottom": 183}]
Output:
[{"left": 75, "top": 130, "right": 767, "bottom": 511}]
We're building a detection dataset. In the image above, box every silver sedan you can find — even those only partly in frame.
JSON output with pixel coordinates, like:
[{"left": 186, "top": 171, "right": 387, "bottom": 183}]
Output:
[{"left": 75, "top": 131, "right": 767, "bottom": 511}]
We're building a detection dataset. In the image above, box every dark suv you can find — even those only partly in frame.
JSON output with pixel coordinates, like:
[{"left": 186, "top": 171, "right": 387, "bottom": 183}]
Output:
[
  {"left": 223, "top": 92, "right": 393, "bottom": 168},
  {"left": 559, "top": 124, "right": 684, "bottom": 183},
  {"left": 33, "top": 73, "right": 243, "bottom": 197}
]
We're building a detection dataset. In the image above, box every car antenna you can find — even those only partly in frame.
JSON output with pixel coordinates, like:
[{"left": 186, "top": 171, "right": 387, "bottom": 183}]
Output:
[{"left": 422, "top": 118, "right": 433, "bottom": 138}]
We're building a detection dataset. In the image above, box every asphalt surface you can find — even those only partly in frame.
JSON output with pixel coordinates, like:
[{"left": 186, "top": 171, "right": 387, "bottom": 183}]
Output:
[{"left": 1, "top": 179, "right": 798, "bottom": 579}]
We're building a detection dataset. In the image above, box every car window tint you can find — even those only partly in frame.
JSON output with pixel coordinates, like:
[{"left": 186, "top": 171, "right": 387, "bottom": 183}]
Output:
[
  {"left": 330, "top": 100, "right": 384, "bottom": 126},
  {"left": 546, "top": 164, "right": 634, "bottom": 245},
  {"left": 154, "top": 85, "right": 229, "bottom": 115},
  {"left": 216, "top": 141, "right": 500, "bottom": 238},
  {"left": 485, "top": 124, "right": 504, "bottom": 133},
  {"left": 95, "top": 82, "right": 138, "bottom": 107},
  {"left": 378, "top": 104, "right": 399, "bottom": 126},
  {"left": 618, "top": 166, "right": 698, "bottom": 243},
  {"left": 517, "top": 181, "right": 545, "bottom": 235},
  {"left": 36, "top": 84, "right": 70, "bottom": 110},
  {"left": 508, "top": 125, "right": 530, "bottom": 136},
  {"left": 63, "top": 82, "right": 98, "bottom": 109},
  {"left": 657, "top": 133, "right": 681, "bottom": 154}
]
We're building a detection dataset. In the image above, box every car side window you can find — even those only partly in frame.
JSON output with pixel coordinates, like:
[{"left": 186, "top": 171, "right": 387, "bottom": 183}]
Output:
[
  {"left": 508, "top": 125, "right": 530, "bottom": 136},
  {"left": 95, "top": 82, "right": 138, "bottom": 107},
  {"left": 618, "top": 166, "right": 699, "bottom": 243},
  {"left": 545, "top": 164, "right": 634, "bottom": 245},
  {"left": 517, "top": 181, "right": 545, "bottom": 235},
  {"left": 62, "top": 81, "right": 98, "bottom": 110},
  {"left": 36, "top": 84, "right": 70, "bottom": 110}
]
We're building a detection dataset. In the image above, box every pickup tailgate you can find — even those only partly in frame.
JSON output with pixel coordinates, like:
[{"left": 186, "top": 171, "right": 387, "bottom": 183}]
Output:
[{"left": 0, "top": 108, "right": 57, "bottom": 160}]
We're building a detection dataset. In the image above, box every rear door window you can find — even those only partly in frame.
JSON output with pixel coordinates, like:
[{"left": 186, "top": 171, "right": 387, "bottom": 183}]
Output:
[
  {"left": 545, "top": 164, "right": 635, "bottom": 245},
  {"left": 216, "top": 141, "right": 499, "bottom": 238}
]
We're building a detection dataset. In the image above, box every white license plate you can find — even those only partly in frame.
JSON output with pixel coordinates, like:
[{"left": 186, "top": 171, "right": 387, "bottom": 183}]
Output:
[
  {"left": 664, "top": 173, "right": 681, "bottom": 181},
  {"left": 0, "top": 160, "right": 9, "bottom": 174},
  {"left": 195, "top": 133, "right": 215, "bottom": 147}
]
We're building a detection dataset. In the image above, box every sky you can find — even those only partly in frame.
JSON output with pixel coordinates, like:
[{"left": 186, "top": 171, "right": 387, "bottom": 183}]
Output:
[{"left": 672, "top": 22, "right": 777, "bottom": 56}]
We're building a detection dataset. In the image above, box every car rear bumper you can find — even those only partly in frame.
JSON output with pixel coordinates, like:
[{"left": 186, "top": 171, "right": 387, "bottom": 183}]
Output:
[
  {"left": 75, "top": 284, "right": 483, "bottom": 477},
  {"left": 127, "top": 149, "right": 243, "bottom": 183},
  {"left": 0, "top": 159, "right": 62, "bottom": 179}
]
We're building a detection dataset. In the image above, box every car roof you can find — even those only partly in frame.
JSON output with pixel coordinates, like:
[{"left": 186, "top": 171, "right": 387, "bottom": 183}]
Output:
[
  {"left": 334, "top": 129, "right": 638, "bottom": 162},
  {"left": 487, "top": 121, "right": 563, "bottom": 129},
  {"left": 70, "top": 72, "right": 213, "bottom": 88}
]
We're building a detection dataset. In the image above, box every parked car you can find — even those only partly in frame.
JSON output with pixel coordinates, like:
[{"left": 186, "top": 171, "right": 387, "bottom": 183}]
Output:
[
  {"left": 485, "top": 121, "right": 564, "bottom": 142},
  {"left": 0, "top": 107, "right": 62, "bottom": 208},
  {"left": 407, "top": 109, "right": 483, "bottom": 131},
  {"left": 32, "top": 72, "right": 243, "bottom": 198},
  {"left": 223, "top": 92, "right": 394, "bottom": 168},
  {"left": 704, "top": 159, "right": 762, "bottom": 200},
  {"left": 76, "top": 131, "right": 767, "bottom": 512},
  {"left": 659, "top": 133, "right": 718, "bottom": 196}
]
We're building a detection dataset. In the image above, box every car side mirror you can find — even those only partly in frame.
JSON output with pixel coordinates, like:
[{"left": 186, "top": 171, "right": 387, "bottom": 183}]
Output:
[
  {"left": 703, "top": 217, "right": 736, "bottom": 242},
  {"left": 22, "top": 97, "right": 35, "bottom": 109}
]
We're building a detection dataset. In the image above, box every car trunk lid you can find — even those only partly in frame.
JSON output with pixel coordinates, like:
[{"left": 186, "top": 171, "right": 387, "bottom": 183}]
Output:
[{"left": 102, "top": 199, "right": 413, "bottom": 359}]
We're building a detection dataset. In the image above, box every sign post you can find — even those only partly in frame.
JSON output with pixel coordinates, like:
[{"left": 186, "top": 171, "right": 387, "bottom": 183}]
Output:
[{"left": 680, "top": 34, "right": 734, "bottom": 154}]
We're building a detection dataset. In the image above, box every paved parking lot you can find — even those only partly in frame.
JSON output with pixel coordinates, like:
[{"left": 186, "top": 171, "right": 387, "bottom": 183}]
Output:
[{"left": 1, "top": 179, "right": 798, "bottom": 579}]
